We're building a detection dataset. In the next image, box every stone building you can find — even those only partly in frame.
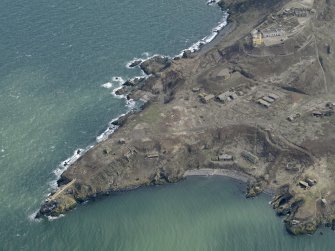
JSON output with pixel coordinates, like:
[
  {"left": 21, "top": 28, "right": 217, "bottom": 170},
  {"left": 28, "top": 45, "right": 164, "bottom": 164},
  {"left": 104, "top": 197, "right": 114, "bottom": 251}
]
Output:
[
  {"left": 261, "top": 29, "right": 285, "bottom": 38},
  {"left": 251, "top": 29, "right": 263, "bottom": 46}
]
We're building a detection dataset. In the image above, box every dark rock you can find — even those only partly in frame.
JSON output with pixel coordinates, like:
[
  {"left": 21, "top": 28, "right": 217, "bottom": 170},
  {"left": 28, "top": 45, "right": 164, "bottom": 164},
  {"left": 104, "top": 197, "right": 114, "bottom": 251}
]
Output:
[
  {"left": 182, "top": 50, "right": 193, "bottom": 58},
  {"left": 123, "top": 77, "right": 145, "bottom": 86},
  {"left": 123, "top": 80, "right": 136, "bottom": 86},
  {"left": 331, "top": 219, "right": 335, "bottom": 231},
  {"left": 57, "top": 175, "right": 72, "bottom": 187},
  {"left": 246, "top": 181, "right": 263, "bottom": 198},
  {"left": 207, "top": 0, "right": 216, "bottom": 5},
  {"left": 128, "top": 60, "right": 142, "bottom": 68},
  {"left": 115, "top": 86, "right": 129, "bottom": 96},
  {"left": 35, "top": 201, "right": 57, "bottom": 218},
  {"left": 271, "top": 185, "right": 293, "bottom": 209},
  {"left": 285, "top": 220, "right": 319, "bottom": 235},
  {"left": 151, "top": 170, "right": 170, "bottom": 185},
  {"left": 140, "top": 56, "right": 171, "bottom": 75},
  {"left": 111, "top": 112, "right": 135, "bottom": 127},
  {"left": 276, "top": 205, "right": 291, "bottom": 216},
  {"left": 217, "top": 0, "right": 226, "bottom": 9}
]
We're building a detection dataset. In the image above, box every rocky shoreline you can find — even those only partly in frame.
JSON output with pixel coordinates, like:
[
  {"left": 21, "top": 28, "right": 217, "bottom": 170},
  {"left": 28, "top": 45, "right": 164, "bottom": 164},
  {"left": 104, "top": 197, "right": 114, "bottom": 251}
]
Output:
[{"left": 37, "top": 0, "right": 335, "bottom": 236}]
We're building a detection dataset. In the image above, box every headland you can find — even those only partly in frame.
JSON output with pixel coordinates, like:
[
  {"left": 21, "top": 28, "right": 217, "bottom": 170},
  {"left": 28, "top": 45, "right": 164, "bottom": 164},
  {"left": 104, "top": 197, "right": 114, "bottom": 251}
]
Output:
[{"left": 37, "top": 0, "right": 335, "bottom": 235}]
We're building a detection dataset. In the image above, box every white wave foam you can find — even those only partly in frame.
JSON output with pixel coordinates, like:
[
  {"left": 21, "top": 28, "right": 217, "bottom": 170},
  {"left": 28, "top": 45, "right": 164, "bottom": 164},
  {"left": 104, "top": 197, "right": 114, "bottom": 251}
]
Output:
[
  {"left": 101, "top": 82, "right": 113, "bottom": 89},
  {"left": 125, "top": 52, "right": 152, "bottom": 68},
  {"left": 96, "top": 74, "right": 138, "bottom": 143},
  {"left": 142, "top": 52, "right": 150, "bottom": 58},
  {"left": 96, "top": 119, "right": 119, "bottom": 143},
  {"left": 28, "top": 210, "right": 42, "bottom": 222},
  {"left": 47, "top": 214, "right": 65, "bottom": 221},
  {"left": 125, "top": 53, "right": 171, "bottom": 72},
  {"left": 58, "top": 148, "right": 84, "bottom": 169},
  {"left": 27, "top": 201, "right": 65, "bottom": 221},
  {"left": 111, "top": 84, "right": 124, "bottom": 98},
  {"left": 126, "top": 58, "right": 143, "bottom": 68},
  {"left": 177, "top": 10, "right": 229, "bottom": 57},
  {"left": 96, "top": 73, "right": 139, "bottom": 144},
  {"left": 110, "top": 75, "right": 148, "bottom": 97},
  {"left": 50, "top": 146, "right": 93, "bottom": 190},
  {"left": 126, "top": 98, "right": 136, "bottom": 109},
  {"left": 112, "top": 76, "right": 125, "bottom": 85},
  {"left": 207, "top": 0, "right": 220, "bottom": 6}
]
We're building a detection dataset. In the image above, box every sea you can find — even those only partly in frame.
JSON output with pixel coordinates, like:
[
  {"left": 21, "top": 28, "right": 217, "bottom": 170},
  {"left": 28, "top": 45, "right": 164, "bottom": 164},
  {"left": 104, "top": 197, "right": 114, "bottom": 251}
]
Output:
[{"left": 0, "top": 0, "right": 335, "bottom": 250}]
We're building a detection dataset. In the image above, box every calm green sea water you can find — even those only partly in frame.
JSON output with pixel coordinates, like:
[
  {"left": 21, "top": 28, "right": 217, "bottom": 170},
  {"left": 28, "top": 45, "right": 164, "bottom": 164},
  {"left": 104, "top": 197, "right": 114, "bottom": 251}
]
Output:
[{"left": 0, "top": 0, "right": 334, "bottom": 250}]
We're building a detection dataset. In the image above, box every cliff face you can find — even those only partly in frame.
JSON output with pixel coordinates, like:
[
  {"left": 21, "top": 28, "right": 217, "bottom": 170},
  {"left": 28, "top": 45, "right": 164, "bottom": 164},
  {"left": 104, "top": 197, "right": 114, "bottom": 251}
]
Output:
[{"left": 37, "top": 0, "right": 335, "bottom": 236}]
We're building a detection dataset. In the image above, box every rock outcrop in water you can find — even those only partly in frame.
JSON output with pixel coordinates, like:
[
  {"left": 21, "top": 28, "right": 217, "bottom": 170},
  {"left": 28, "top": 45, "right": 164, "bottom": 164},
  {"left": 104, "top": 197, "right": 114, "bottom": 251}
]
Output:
[
  {"left": 140, "top": 56, "right": 171, "bottom": 75},
  {"left": 38, "top": 0, "right": 335, "bottom": 236}
]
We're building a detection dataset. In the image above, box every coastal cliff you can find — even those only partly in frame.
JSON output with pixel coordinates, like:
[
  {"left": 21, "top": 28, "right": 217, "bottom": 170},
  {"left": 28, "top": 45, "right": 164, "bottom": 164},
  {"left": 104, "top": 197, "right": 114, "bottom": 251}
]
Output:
[{"left": 37, "top": 0, "right": 335, "bottom": 236}]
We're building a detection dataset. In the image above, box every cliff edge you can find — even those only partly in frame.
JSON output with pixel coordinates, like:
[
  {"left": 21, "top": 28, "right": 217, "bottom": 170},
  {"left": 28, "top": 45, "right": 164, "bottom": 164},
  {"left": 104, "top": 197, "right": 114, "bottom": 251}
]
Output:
[{"left": 37, "top": 0, "right": 335, "bottom": 235}]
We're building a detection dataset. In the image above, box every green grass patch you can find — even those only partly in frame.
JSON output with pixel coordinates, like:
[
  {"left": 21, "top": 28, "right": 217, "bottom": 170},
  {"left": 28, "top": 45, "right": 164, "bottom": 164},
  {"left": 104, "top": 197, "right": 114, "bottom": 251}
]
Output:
[{"left": 136, "top": 104, "right": 161, "bottom": 124}]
